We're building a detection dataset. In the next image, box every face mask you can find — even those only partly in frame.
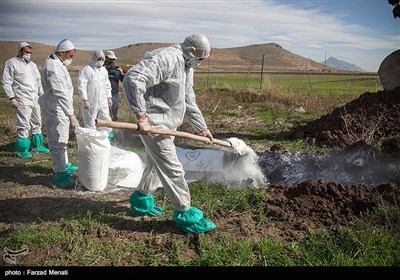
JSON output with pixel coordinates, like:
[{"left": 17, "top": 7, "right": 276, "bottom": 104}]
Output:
[
  {"left": 62, "top": 59, "right": 72, "bottom": 66},
  {"left": 23, "top": 54, "right": 31, "bottom": 62},
  {"left": 185, "top": 57, "right": 201, "bottom": 68},
  {"left": 95, "top": 60, "right": 104, "bottom": 68}
]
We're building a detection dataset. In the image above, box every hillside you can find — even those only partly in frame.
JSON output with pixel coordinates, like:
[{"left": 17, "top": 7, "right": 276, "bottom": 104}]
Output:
[
  {"left": 0, "top": 40, "right": 339, "bottom": 73},
  {"left": 323, "top": 56, "right": 365, "bottom": 72}
]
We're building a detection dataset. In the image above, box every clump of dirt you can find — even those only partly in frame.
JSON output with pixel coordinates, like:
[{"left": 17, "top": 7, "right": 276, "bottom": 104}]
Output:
[
  {"left": 289, "top": 88, "right": 400, "bottom": 149},
  {"left": 257, "top": 180, "right": 400, "bottom": 241}
]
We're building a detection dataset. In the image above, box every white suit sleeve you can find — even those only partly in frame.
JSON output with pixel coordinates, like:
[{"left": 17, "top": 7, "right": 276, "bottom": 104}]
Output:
[
  {"left": 2, "top": 60, "right": 15, "bottom": 99},
  {"left": 184, "top": 69, "right": 207, "bottom": 133},
  {"left": 123, "top": 54, "right": 172, "bottom": 116},
  {"left": 34, "top": 64, "right": 44, "bottom": 97},
  {"left": 104, "top": 69, "right": 112, "bottom": 99},
  {"left": 77, "top": 66, "right": 89, "bottom": 101},
  {"left": 43, "top": 65, "right": 75, "bottom": 116}
]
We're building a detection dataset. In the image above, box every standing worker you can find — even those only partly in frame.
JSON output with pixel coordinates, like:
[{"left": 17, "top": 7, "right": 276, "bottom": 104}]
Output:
[
  {"left": 78, "top": 50, "right": 113, "bottom": 140},
  {"left": 39, "top": 39, "right": 80, "bottom": 188},
  {"left": 123, "top": 33, "right": 217, "bottom": 234},
  {"left": 104, "top": 50, "right": 124, "bottom": 121},
  {"left": 2, "top": 42, "right": 49, "bottom": 158}
]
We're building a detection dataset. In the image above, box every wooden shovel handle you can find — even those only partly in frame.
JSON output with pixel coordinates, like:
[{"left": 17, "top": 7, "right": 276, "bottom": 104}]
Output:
[{"left": 95, "top": 119, "right": 232, "bottom": 147}]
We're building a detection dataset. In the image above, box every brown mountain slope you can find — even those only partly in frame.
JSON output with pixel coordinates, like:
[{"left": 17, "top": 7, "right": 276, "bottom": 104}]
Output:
[{"left": 1, "top": 40, "right": 337, "bottom": 72}]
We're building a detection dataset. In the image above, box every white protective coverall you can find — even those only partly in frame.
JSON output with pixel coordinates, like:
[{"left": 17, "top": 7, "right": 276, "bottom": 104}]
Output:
[
  {"left": 78, "top": 50, "right": 112, "bottom": 133},
  {"left": 2, "top": 56, "right": 44, "bottom": 138},
  {"left": 39, "top": 53, "right": 75, "bottom": 173},
  {"left": 123, "top": 42, "right": 208, "bottom": 212}
]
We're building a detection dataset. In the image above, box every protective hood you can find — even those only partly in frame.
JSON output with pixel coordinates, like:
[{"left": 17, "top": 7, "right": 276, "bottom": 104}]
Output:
[
  {"left": 92, "top": 50, "right": 105, "bottom": 62},
  {"left": 181, "top": 33, "right": 210, "bottom": 59}
]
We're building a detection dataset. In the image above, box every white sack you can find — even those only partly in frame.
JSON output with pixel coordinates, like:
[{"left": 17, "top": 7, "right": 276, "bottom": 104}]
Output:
[
  {"left": 108, "top": 146, "right": 145, "bottom": 188},
  {"left": 76, "top": 127, "right": 110, "bottom": 192}
]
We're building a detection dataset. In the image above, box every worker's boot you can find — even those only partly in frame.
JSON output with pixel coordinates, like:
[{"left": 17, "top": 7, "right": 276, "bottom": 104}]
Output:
[
  {"left": 129, "top": 191, "right": 164, "bottom": 217},
  {"left": 108, "top": 132, "right": 117, "bottom": 146},
  {"left": 53, "top": 172, "right": 75, "bottom": 189},
  {"left": 31, "top": 134, "right": 49, "bottom": 153},
  {"left": 15, "top": 137, "right": 32, "bottom": 159},
  {"left": 173, "top": 206, "right": 217, "bottom": 234},
  {"left": 65, "top": 162, "right": 78, "bottom": 174}
]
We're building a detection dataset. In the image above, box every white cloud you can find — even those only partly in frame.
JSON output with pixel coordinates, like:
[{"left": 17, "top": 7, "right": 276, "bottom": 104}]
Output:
[{"left": 1, "top": 0, "right": 398, "bottom": 71}]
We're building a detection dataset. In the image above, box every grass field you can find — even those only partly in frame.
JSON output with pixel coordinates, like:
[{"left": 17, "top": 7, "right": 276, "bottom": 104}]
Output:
[{"left": 1, "top": 71, "right": 399, "bottom": 268}]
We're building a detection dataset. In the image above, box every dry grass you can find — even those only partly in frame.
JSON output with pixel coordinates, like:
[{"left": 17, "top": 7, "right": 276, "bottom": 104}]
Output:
[{"left": 340, "top": 107, "right": 386, "bottom": 146}]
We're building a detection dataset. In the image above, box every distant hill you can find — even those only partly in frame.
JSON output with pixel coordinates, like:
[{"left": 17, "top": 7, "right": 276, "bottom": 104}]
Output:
[
  {"left": 0, "top": 40, "right": 345, "bottom": 73},
  {"left": 322, "top": 56, "right": 365, "bottom": 72}
]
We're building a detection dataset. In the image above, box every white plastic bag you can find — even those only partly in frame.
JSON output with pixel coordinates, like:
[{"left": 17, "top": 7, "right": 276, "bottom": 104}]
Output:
[
  {"left": 75, "top": 127, "right": 110, "bottom": 192},
  {"left": 108, "top": 146, "right": 145, "bottom": 188}
]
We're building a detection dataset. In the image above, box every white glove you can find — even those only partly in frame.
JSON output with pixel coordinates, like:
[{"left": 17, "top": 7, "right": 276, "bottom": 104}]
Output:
[
  {"left": 10, "top": 98, "right": 19, "bottom": 109},
  {"left": 199, "top": 128, "right": 214, "bottom": 142},
  {"left": 69, "top": 114, "right": 80, "bottom": 129}
]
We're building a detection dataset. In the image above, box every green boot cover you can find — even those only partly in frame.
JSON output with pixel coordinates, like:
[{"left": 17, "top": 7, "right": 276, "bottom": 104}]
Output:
[
  {"left": 108, "top": 132, "right": 114, "bottom": 140},
  {"left": 129, "top": 191, "right": 164, "bottom": 217},
  {"left": 66, "top": 162, "right": 78, "bottom": 174},
  {"left": 53, "top": 172, "right": 75, "bottom": 188},
  {"left": 15, "top": 138, "right": 32, "bottom": 158},
  {"left": 173, "top": 206, "right": 217, "bottom": 233},
  {"left": 31, "top": 134, "right": 49, "bottom": 153},
  {"left": 108, "top": 132, "right": 117, "bottom": 146}
]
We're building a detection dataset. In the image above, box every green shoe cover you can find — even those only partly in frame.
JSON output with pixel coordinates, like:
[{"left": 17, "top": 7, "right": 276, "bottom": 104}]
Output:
[
  {"left": 53, "top": 172, "right": 75, "bottom": 188},
  {"left": 31, "top": 134, "right": 49, "bottom": 153},
  {"left": 129, "top": 191, "right": 164, "bottom": 217},
  {"left": 108, "top": 132, "right": 117, "bottom": 146},
  {"left": 32, "top": 146, "right": 49, "bottom": 153},
  {"left": 17, "top": 150, "right": 32, "bottom": 159},
  {"left": 15, "top": 138, "right": 32, "bottom": 158},
  {"left": 108, "top": 132, "right": 114, "bottom": 140},
  {"left": 173, "top": 206, "right": 203, "bottom": 224},
  {"left": 66, "top": 162, "right": 78, "bottom": 174},
  {"left": 173, "top": 206, "right": 217, "bottom": 233},
  {"left": 177, "top": 217, "right": 217, "bottom": 233}
]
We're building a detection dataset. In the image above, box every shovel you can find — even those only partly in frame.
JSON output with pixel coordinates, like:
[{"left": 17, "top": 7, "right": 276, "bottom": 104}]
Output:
[{"left": 95, "top": 119, "right": 232, "bottom": 148}]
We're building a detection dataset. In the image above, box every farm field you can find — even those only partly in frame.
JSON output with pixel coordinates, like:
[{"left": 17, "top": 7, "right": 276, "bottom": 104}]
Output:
[{"left": 0, "top": 71, "right": 399, "bottom": 268}]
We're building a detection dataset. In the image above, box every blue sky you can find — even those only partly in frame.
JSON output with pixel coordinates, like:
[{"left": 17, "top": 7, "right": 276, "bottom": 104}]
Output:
[{"left": 0, "top": 0, "right": 399, "bottom": 71}]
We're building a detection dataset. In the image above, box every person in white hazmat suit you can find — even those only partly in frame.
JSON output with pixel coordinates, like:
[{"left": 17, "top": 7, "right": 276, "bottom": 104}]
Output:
[
  {"left": 2, "top": 42, "right": 49, "bottom": 158},
  {"left": 39, "top": 39, "right": 80, "bottom": 189},
  {"left": 77, "top": 50, "right": 113, "bottom": 140},
  {"left": 123, "top": 33, "right": 217, "bottom": 233}
]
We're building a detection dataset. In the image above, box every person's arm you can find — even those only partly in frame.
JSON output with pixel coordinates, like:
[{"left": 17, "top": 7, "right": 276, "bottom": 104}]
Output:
[
  {"left": 77, "top": 67, "right": 90, "bottom": 110},
  {"left": 43, "top": 63, "right": 75, "bottom": 116},
  {"left": 2, "top": 60, "right": 16, "bottom": 100},
  {"left": 33, "top": 63, "right": 44, "bottom": 97},
  {"left": 184, "top": 68, "right": 211, "bottom": 139},
  {"left": 123, "top": 54, "right": 171, "bottom": 117},
  {"left": 104, "top": 68, "right": 113, "bottom": 107},
  {"left": 2, "top": 61, "right": 20, "bottom": 109},
  {"left": 123, "top": 54, "right": 172, "bottom": 134},
  {"left": 117, "top": 66, "right": 125, "bottom": 82}
]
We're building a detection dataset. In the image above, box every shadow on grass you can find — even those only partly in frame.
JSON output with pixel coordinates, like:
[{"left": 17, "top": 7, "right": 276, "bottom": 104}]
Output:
[
  {"left": 0, "top": 165, "right": 53, "bottom": 186},
  {"left": 0, "top": 142, "right": 15, "bottom": 152},
  {"left": 0, "top": 196, "right": 183, "bottom": 235}
]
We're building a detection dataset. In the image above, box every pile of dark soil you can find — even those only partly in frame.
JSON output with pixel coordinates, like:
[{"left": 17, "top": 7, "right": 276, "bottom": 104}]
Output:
[
  {"left": 289, "top": 88, "right": 400, "bottom": 149},
  {"left": 218, "top": 179, "right": 400, "bottom": 241},
  {"left": 260, "top": 180, "right": 400, "bottom": 240}
]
